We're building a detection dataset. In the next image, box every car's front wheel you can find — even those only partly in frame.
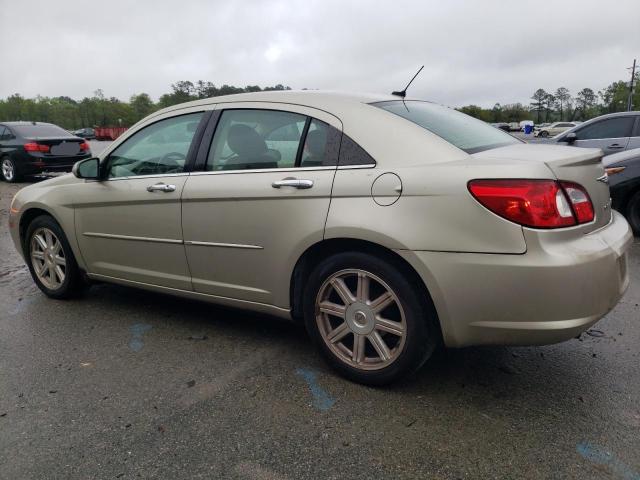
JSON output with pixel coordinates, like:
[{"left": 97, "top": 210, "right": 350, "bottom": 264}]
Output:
[
  {"left": 539, "top": 130, "right": 549, "bottom": 138},
  {"left": 303, "top": 252, "right": 438, "bottom": 385},
  {"left": 25, "top": 215, "right": 84, "bottom": 299},
  {"left": 1, "top": 156, "right": 21, "bottom": 182}
]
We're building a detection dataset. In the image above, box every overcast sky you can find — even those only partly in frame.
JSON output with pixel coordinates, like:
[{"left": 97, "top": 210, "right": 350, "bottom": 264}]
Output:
[{"left": 0, "top": 0, "right": 638, "bottom": 108}]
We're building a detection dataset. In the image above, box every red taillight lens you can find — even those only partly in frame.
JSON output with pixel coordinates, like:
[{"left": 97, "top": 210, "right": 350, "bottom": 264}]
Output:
[
  {"left": 23, "top": 142, "right": 50, "bottom": 153},
  {"left": 560, "top": 181, "right": 594, "bottom": 224},
  {"left": 468, "top": 179, "right": 593, "bottom": 228},
  {"left": 79, "top": 142, "right": 90, "bottom": 151}
]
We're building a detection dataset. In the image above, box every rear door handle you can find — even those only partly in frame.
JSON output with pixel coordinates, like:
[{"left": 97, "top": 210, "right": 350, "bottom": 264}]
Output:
[
  {"left": 147, "top": 182, "right": 176, "bottom": 192},
  {"left": 271, "top": 179, "right": 314, "bottom": 189},
  {"left": 607, "top": 144, "right": 624, "bottom": 149}
]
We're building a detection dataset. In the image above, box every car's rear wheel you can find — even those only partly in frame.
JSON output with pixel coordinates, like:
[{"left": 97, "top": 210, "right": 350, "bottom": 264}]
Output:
[
  {"left": 25, "top": 215, "right": 83, "bottom": 299},
  {"left": 303, "top": 252, "right": 438, "bottom": 385},
  {"left": 1, "top": 157, "right": 21, "bottom": 182},
  {"left": 626, "top": 190, "right": 640, "bottom": 236}
]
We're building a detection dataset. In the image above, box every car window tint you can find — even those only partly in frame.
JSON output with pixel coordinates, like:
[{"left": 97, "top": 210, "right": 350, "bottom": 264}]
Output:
[
  {"left": 338, "top": 134, "right": 376, "bottom": 166},
  {"left": 11, "top": 124, "right": 73, "bottom": 138},
  {"left": 0, "top": 127, "right": 6, "bottom": 141},
  {"left": 206, "top": 109, "right": 307, "bottom": 171},
  {"left": 374, "top": 100, "right": 520, "bottom": 154},
  {"left": 300, "top": 119, "right": 341, "bottom": 167},
  {"left": 577, "top": 117, "right": 635, "bottom": 140},
  {"left": 106, "top": 112, "right": 203, "bottom": 178}
]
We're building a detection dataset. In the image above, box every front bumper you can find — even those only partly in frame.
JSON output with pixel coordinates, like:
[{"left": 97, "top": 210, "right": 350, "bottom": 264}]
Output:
[{"left": 398, "top": 210, "right": 633, "bottom": 348}]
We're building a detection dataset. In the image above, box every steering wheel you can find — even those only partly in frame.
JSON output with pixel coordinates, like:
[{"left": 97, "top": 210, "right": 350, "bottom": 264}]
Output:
[{"left": 158, "top": 152, "right": 186, "bottom": 173}]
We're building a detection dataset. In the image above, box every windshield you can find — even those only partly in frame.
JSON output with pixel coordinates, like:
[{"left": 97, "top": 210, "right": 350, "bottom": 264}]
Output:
[
  {"left": 373, "top": 101, "right": 521, "bottom": 154},
  {"left": 11, "top": 124, "right": 74, "bottom": 138}
]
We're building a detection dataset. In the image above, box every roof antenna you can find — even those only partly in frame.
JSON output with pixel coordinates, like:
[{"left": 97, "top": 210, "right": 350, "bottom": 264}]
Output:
[{"left": 392, "top": 65, "right": 424, "bottom": 98}]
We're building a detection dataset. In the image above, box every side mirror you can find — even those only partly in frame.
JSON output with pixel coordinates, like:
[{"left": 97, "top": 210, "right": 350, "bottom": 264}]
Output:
[
  {"left": 72, "top": 157, "right": 100, "bottom": 179},
  {"left": 560, "top": 132, "right": 577, "bottom": 144}
]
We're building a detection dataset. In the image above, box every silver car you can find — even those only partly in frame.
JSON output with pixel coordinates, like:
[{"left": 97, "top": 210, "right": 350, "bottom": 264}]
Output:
[
  {"left": 8, "top": 91, "right": 633, "bottom": 385},
  {"left": 555, "top": 111, "right": 640, "bottom": 155}
]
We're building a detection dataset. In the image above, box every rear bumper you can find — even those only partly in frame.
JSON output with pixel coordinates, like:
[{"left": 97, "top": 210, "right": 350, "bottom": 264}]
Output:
[
  {"left": 17, "top": 153, "right": 90, "bottom": 175},
  {"left": 398, "top": 210, "right": 633, "bottom": 348}
]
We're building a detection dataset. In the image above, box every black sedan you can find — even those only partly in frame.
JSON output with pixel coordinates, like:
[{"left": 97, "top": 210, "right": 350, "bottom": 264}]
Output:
[
  {"left": 0, "top": 122, "right": 92, "bottom": 182},
  {"left": 604, "top": 147, "right": 640, "bottom": 235}
]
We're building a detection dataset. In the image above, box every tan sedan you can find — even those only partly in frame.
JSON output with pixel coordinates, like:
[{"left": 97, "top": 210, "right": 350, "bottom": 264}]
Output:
[{"left": 8, "top": 91, "right": 633, "bottom": 385}]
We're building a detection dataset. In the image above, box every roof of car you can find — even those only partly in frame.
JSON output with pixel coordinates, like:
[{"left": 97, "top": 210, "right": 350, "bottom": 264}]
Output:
[
  {"left": 153, "top": 90, "right": 422, "bottom": 117},
  {"left": 1, "top": 121, "right": 57, "bottom": 126}
]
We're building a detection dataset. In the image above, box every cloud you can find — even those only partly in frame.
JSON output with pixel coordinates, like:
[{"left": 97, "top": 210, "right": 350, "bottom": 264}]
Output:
[{"left": 0, "top": 0, "right": 637, "bottom": 107}]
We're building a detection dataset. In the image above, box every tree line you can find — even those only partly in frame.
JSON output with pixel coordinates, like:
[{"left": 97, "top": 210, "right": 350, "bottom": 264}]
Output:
[
  {"left": 1, "top": 75, "right": 637, "bottom": 129},
  {"left": 0, "top": 81, "right": 291, "bottom": 130},
  {"left": 458, "top": 75, "right": 639, "bottom": 124}
]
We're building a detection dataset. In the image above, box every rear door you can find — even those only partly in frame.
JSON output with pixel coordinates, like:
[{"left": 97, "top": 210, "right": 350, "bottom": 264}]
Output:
[
  {"left": 573, "top": 116, "right": 635, "bottom": 154},
  {"left": 181, "top": 103, "right": 342, "bottom": 308}
]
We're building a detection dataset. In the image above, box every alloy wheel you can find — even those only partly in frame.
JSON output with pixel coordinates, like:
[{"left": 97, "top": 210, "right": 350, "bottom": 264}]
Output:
[
  {"left": 315, "top": 269, "right": 407, "bottom": 371},
  {"left": 30, "top": 227, "right": 66, "bottom": 290},
  {"left": 1, "top": 158, "right": 14, "bottom": 181}
]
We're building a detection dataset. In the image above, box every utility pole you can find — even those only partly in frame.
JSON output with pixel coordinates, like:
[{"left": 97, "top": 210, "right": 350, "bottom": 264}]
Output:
[{"left": 628, "top": 59, "right": 636, "bottom": 111}]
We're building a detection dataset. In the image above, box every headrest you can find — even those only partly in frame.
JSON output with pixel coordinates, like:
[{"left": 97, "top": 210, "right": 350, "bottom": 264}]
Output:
[{"left": 227, "top": 124, "right": 267, "bottom": 157}]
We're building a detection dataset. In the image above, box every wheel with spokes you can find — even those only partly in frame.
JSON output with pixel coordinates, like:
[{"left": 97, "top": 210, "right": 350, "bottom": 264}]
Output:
[
  {"left": 25, "top": 215, "right": 83, "bottom": 299},
  {"left": 1, "top": 157, "right": 21, "bottom": 182},
  {"left": 304, "top": 252, "right": 438, "bottom": 385}
]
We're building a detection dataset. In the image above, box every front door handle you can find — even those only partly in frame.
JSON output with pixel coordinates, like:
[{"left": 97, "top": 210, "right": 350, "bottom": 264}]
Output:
[
  {"left": 607, "top": 144, "right": 624, "bottom": 149},
  {"left": 147, "top": 182, "right": 176, "bottom": 193},
  {"left": 271, "top": 179, "right": 314, "bottom": 189}
]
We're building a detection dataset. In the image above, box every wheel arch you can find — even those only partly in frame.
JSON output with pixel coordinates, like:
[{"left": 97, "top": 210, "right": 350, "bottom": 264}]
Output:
[
  {"left": 18, "top": 205, "right": 77, "bottom": 261},
  {"left": 289, "top": 238, "right": 443, "bottom": 341}
]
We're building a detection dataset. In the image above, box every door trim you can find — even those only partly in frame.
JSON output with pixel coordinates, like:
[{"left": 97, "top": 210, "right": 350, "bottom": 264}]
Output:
[
  {"left": 184, "top": 240, "right": 263, "bottom": 249},
  {"left": 83, "top": 232, "right": 183, "bottom": 244}
]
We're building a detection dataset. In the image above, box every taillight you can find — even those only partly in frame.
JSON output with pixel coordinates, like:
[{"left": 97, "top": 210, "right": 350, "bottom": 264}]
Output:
[
  {"left": 468, "top": 179, "right": 594, "bottom": 228},
  {"left": 560, "top": 181, "right": 594, "bottom": 224},
  {"left": 79, "top": 142, "right": 90, "bottom": 151},
  {"left": 24, "top": 142, "right": 50, "bottom": 153}
]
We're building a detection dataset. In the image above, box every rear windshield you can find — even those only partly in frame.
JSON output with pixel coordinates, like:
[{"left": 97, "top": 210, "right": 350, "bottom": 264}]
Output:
[
  {"left": 11, "top": 124, "right": 74, "bottom": 138},
  {"left": 373, "top": 101, "right": 521, "bottom": 154}
]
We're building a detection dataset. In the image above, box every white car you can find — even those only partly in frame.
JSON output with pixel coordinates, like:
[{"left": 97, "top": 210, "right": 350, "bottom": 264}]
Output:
[{"left": 534, "top": 122, "right": 578, "bottom": 138}]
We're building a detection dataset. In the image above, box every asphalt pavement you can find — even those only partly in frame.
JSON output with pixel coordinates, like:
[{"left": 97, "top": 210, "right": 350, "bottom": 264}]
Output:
[{"left": 0, "top": 145, "right": 639, "bottom": 479}]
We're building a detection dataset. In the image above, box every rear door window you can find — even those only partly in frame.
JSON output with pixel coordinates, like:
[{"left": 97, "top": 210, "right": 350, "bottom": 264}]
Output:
[
  {"left": 576, "top": 117, "right": 635, "bottom": 140},
  {"left": 205, "top": 109, "right": 339, "bottom": 171}
]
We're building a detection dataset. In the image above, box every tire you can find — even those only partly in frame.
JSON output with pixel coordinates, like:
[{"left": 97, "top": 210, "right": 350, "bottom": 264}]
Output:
[
  {"left": 24, "top": 215, "right": 84, "bottom": 299},
  {"left": 626, "top": 190, "right": 640, "bottom": 236},
  {"left": 303, "top": 251, "right": 438, "bottom": 385},
  {"left": 539, "top": 131, "right": 549, "bottom": 138},
  {"left": 1, "top": 156, "right": 22, "bottom": 183}
]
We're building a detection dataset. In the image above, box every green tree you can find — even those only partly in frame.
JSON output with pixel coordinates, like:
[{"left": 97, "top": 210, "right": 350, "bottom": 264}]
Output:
[
  {"left": 554, "top": 87, "right": 571, "bottom": 121},
  {"left": 530, "top": 89, "right": 547, "bottom": 123}
]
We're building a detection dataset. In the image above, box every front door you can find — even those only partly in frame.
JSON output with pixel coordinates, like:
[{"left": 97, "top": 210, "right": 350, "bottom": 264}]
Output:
[
  {"left": 181, "top": 104, "right": 342, "bottom": 308},
  {"left": 73, "top": 111, "right": 206, "bottom": 290},
  {"left": 573, "top": 116, "right": 635, "bottom": 154}
]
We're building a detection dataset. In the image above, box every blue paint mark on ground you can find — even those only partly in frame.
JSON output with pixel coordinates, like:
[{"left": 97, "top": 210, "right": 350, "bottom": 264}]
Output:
[
  {"left": 577, "top": 442, "right": 640, "bottom": 480},
  {"left": 295, "top": 368, "right": 336, "bottom": 411},
  {"left": 129, "top": 323, "right": 152, "bottom": 352}
]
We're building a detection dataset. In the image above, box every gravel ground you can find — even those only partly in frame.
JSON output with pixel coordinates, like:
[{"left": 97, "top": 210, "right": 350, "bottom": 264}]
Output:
[{"left": 0, "top": 146, "right": 639, "bottom": 479}]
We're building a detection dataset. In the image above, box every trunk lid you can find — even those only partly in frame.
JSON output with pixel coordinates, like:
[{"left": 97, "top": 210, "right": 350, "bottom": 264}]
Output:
[
  {"left": 24, "top": 136, "right": 85, "bottom": 157},
  {"left": 472, "top": 144, "right": 611, "bottom": 232}
]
